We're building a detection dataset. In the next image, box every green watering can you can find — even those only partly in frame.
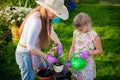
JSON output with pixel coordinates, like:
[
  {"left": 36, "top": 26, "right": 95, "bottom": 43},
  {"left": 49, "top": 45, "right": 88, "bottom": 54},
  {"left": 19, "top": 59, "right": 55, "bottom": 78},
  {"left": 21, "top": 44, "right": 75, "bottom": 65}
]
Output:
[{"left": 70, "top": 53, "right": 87, "bottom": 70}]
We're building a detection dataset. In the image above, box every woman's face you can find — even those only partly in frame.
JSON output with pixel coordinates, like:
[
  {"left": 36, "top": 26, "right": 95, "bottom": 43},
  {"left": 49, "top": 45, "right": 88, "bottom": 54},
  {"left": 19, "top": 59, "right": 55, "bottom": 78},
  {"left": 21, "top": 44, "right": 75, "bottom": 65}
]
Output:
[{"left": 47, "top": 10, "right": 56, "bottom": 20}]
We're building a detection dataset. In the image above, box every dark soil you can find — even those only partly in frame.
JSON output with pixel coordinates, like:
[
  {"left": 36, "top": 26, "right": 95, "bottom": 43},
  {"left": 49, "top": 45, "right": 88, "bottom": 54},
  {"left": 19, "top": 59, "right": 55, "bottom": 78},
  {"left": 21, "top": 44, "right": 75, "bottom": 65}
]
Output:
[
  {"left": 37, "top": 68, "right": 53, "bottom": 77},
  {"left": 54, "top": 62, "right": 63, "bottom": 66}
]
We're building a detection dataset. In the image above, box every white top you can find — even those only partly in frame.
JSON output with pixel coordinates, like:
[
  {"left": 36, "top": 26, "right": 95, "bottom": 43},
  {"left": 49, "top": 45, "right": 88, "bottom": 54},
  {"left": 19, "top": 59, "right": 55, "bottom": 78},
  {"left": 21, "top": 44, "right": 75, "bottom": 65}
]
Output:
[{"left": 17, "top": 12, "right": 55, "bottom": 52}]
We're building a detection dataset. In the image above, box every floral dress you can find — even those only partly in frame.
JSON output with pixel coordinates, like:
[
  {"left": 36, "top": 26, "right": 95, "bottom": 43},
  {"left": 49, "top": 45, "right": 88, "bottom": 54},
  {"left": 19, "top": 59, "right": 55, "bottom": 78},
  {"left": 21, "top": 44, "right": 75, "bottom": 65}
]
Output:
[{"left": 71, "top": 30, "right": 98, "bottom": 80}]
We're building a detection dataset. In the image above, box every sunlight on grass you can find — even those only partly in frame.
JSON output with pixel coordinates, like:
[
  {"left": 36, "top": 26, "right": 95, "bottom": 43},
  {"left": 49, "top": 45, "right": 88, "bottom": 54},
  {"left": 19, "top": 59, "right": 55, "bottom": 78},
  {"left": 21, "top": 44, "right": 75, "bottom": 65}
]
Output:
[{"left": 0, "top": 0, "right": 120, "bottom": 80}]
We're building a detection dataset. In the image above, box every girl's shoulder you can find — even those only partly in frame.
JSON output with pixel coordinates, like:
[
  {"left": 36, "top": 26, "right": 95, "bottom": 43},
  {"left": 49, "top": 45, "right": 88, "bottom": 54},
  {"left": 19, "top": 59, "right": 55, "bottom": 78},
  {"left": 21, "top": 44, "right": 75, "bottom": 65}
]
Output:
[
  {"left": 73, "top": 30, "right": 77, "bottom": 34},
  {"left": 73, "top": 30, "right": 80, "bottom": 34},
  {"left": 73, "top": 30, "right": 82, "bottom": 38},
  {"left": 88, "top": 30, "right": 98, "bottom": 41},
  {"left": 88, "top": 30, "right": 98, "bottom": 35},
  {"left": 73, "top": 30, "right": 79, "bottom": 36}
]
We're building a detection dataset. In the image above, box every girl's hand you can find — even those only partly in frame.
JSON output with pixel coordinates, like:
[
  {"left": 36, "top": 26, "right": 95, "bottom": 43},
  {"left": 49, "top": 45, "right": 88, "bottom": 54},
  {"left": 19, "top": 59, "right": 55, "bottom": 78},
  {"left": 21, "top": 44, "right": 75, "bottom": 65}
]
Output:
[
  {"left": 79, "top": 51, "right": 90, "bottom": 60},
  {"left": 46, "top": 54, "right": 58, "bottom": 64}
]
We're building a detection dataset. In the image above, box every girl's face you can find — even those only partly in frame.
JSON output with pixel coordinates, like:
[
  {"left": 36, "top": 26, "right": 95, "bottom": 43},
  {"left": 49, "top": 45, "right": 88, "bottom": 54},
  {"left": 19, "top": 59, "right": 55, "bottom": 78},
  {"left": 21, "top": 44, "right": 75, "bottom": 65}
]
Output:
[
  {"left": 47, "top": 10, "right": 56, "bottom": 20},
  {"left": 76, "top": 24, "right": 90, "bottom": 33}
]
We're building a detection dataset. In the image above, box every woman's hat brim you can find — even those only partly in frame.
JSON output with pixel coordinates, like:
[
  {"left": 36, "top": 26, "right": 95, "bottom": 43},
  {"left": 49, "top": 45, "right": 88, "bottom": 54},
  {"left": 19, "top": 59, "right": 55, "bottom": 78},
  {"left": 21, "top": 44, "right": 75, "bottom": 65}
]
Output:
[{"left": 35, "top": 0, "right": 69, "bottom": 20}]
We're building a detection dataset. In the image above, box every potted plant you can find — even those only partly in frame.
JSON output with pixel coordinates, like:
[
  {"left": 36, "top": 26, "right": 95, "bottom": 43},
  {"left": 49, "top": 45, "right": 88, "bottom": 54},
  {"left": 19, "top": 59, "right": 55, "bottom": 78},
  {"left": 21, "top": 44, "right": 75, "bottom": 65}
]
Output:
[
  {"left": 37, "top": 43, "right": 66, "bottom": 79},
  {"left": 37, "top": 67, "right": 54, "bottom": 80},
  {"left": 53, "top": 61, "right": 64, "bottom": 73},
  {"left": 49, "top": 43, "right": 64, "bottom": 73}
]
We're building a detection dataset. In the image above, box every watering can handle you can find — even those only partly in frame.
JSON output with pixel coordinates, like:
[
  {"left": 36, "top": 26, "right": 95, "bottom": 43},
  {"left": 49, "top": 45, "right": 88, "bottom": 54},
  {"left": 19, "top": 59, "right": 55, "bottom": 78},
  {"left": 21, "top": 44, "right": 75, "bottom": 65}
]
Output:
[{"left": 70, "top": 52, "right": 80, "bottom": 60}]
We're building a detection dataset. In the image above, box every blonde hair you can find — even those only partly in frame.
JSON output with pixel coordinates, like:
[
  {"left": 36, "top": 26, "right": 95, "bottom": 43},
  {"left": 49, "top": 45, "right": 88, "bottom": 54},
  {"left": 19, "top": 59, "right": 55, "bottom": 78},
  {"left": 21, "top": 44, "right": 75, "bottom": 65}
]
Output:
[
  {"left": 73, "top": 13, "right": 91, "bottom": 28},
  {"left": 19, "top": 6, "right": 51, "bottom": 48},
  {"left": 39, "top": 7, "right": 51, "bottom": 48}
]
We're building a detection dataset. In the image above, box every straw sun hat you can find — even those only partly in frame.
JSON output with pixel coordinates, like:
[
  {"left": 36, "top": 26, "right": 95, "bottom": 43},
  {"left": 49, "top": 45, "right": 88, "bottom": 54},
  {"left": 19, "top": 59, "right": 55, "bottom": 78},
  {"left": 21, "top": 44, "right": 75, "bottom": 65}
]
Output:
[{"left": 35, "top": 0, "right": 69, "bottom": 20}]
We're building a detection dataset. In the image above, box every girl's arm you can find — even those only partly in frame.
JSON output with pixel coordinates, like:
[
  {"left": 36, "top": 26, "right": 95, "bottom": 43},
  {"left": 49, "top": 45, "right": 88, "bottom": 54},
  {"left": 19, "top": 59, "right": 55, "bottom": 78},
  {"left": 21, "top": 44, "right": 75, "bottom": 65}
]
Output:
[
  {"left": 69, "top": 38, "right": 75, "bottom": 57},
  {"left": 90, "top": 36, "right": 103, "bottom": 55}
]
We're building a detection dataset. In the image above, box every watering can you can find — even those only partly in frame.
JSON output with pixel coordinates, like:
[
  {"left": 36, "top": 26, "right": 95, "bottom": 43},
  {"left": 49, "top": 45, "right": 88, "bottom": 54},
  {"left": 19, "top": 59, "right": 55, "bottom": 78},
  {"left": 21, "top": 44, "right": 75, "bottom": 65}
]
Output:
[{"left": 70, "top": 53, "right": 87, "bottom": 70}]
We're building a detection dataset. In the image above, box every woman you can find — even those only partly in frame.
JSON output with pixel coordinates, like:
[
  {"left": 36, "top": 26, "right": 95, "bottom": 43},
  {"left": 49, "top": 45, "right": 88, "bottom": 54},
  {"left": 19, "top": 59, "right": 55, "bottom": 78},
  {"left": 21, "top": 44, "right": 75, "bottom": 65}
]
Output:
[{"left": 15, "top": 0, "right": 69, "bottom": 80}]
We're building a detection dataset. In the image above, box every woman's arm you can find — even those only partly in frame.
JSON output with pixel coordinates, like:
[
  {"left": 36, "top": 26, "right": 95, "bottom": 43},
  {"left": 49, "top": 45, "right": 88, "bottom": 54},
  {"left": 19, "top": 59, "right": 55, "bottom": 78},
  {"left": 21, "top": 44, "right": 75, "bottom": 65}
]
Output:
[
  {"left": 90, "top": 36, "right": 103, "bottom": 55},
  {"left": 51, "top": 27, "right": 62, "bottom": 45},
  {"left": 51, "top": 33, "right": 61, "bottom": 44},
  {"left": 30, "top": 48, "right": 47, "bottom": 59},
  {"left": 69, "top": 37, "right": 75, "bottom": 57}
]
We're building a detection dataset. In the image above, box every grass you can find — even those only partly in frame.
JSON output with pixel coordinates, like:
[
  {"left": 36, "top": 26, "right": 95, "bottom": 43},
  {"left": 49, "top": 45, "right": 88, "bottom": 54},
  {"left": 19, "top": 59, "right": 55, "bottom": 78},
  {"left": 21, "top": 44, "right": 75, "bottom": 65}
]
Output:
[
  {"left": 53, "top": 3, "right": 120, "bottom": 80},
  {"left": 0, "top": 0, "right": 120, "bottom": 80}
]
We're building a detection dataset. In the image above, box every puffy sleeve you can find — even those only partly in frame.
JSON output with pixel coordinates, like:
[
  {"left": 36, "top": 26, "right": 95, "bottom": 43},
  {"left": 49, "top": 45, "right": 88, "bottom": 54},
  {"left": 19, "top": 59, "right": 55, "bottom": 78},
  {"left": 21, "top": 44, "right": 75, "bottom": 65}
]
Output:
[
  {"left": 27, "top": 18, "right": 42, "bottom": 50},
  {"left": 90, "top": 30, "right": 98, "bottom": 41},
  {"left": 73, "top": 30, "right": 78, "bottom": 38}
]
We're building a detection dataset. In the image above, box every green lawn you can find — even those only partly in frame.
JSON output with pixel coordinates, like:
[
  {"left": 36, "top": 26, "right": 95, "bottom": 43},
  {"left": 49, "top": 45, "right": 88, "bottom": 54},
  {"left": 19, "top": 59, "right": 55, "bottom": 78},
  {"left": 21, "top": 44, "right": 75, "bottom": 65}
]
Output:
[
  {"left": 0, "top": 0, "right": 120, "bottom": 80},
  {"left": 54, "top": 3, "right": 120, "bottom": 80}
]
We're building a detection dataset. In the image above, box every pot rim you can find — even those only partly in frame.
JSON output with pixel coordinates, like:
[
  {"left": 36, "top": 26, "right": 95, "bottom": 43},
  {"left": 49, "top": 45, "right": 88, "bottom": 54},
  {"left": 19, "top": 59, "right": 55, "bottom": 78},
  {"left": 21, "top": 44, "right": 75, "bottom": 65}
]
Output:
[
  {"left": 53, "top": 64, "right": 64, "bottom": 67},
  {"left": 38, "top": 75, "right": 54, "bottom": 79}
]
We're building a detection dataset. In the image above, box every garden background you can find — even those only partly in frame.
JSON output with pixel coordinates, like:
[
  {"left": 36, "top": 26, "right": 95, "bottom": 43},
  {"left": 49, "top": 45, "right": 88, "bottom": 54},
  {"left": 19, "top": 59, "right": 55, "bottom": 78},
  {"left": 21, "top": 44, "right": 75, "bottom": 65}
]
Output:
[{"left": 0, "top": 0, "right": 120, "bottom": 80}]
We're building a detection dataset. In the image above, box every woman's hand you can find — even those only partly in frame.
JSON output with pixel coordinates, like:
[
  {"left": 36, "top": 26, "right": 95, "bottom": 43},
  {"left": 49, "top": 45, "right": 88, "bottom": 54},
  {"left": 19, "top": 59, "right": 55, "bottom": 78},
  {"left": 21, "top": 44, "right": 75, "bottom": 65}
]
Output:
[{"left": 46, "top": 54, "right": 58, "bottom": 64}]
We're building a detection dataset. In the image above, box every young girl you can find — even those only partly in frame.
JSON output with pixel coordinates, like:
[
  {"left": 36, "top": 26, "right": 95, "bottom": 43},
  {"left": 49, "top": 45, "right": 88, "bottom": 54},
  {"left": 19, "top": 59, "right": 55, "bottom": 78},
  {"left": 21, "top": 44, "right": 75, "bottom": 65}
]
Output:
[
  {"left": 15, "top": 0, "right": 68, "bottom": 80},
  {"left": 66, "top": 13, "right": 103, "bottom": 80}
]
